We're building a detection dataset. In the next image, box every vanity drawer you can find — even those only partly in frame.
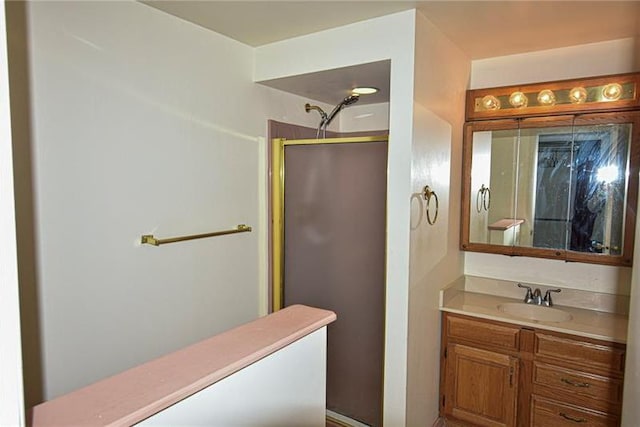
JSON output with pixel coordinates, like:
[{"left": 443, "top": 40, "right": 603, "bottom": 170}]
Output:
[
  {"left": 533, "top": 362, "right": 623, "bottom": 405},
  {"left": 446, "top": 314, "right": 520, "bottom": 351},
  {"left": 534, "top": 332, "right": 625, "bottom": 375},
  {"left": 531, "top": 396, "right": 618, "bottom": 427}
]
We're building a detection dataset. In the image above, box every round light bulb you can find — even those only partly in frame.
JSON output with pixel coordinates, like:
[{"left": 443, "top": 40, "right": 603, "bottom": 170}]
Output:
[
  {"left": 568, "top": 87, "right": 587, "bottom": 104},
  {"left": 481, "top": 95, "right": 501, "bottom": 111},
  {"left": 537, "top": 89, "right": 556, "bottom": 106},
  {"left": 508, "top": 91, "right": 528, "bottom": 108},
  {"left": 602, "top": 83, "right": 622, "bottom": 101}
]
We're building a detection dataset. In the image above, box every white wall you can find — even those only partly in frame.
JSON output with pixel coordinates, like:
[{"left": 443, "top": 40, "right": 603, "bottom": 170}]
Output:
[
  {"left": 622, "top": 191, "right": 640, "bottom": 425},
  {"left": 255, "top": 11, "right": 417, "bottom": 425},
  {"left": 140, "top": 328, "right": 327, "bottom": 427},
  {"left": 622, "top": 25, "right": 640, "bottom": 427},
  {"left": 471, "top": 38, "right": 638, "bottom": 89},
  {"left": 466, "top": 38, "right": 640, "bottom": 296},
  {"left": 468, "top": 132, "right": 491, "bottom": 243},
  {"left": 470, "top": 38, "right": 640, "bottom": 422},
  {"left": 0, "top": 1, "right": 25, "bottom": 423},
  {"left": 25, "top": 1, "right": 326, "bottom": 401},
  {"left": 407, "top": 11, "right": 470, "bottom": 425},
  {"left": 338, "top": 102, "right": 389, "bottom": 133}
]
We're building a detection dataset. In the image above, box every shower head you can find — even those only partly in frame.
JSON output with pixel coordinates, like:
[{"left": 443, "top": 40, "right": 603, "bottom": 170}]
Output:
[
  {"left": 305, "top": 103, "right": 327, "bottom": 121},
  {"left": 342, "top": 94, "right": 360, "bottom": 106},
  {"left": 305, "top": 94, "right": 360, "bottom": 139},
  {"left": 324, "top": 94, "right": 360, "bottom": 127}
]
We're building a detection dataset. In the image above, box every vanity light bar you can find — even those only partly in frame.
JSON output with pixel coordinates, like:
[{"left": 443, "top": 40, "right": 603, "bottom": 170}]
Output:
[
  {"left": 476, "top": 82, "right": 635, "bottom": 112},
  {"left": 467, "top": 73, "right": 640, "bottom": 120}
]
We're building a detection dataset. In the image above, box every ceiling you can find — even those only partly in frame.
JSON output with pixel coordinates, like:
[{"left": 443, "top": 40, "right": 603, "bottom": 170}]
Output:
[
  {"left": 259, "top": 60, "right": 391, "bottom": 105},
  {"left": 143, "top": 1, "right": 640, "bottom": 105}
]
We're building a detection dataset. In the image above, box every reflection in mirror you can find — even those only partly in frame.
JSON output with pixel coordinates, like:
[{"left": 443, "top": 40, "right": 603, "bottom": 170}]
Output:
[
  {"left": 568, "top": 122, "right": 630, "bottom": 255},
  {"left": 519, "top": 124, "right": 574, "bottom": 249},
  {"left": 466, "top": 116, "right": 634, "bottom": 262},
  {"left": 530, "top": 134, "right": 572, "bottom": 249},
  {"left": 517, "top": 123, "right": 631, "bottom": 254},
  {"left": 469, "top": 128, "right": 518, "bottom": 246}
]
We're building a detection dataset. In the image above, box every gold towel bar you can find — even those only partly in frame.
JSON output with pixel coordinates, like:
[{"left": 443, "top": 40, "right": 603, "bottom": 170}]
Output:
[{"left": 141, "top": 224, "right": 252, "bottom": 246}]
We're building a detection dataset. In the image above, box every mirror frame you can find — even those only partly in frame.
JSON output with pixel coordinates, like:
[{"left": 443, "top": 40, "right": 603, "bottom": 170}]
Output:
[{"left": 461, "top": 73, "right": 640, "bottom": 267}]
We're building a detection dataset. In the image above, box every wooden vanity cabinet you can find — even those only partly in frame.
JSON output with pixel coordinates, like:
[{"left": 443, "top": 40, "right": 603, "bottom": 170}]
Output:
[
  {"left": 440, "top": 313, "right": 626, "bottom": 427},
  {"left": 441, "top": 314, "right": 522, "bottom": 427},
  {"left": 530, "top": 331, "right": 625, "bottom": 426},
  {"left": 443, "top": 343, "right": 519, "bottom": 427}
]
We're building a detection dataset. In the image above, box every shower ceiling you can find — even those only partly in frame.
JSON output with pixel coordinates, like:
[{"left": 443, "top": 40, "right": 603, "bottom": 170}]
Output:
[{"left": 259, "top": 61, "right": 390, "bottom": 106}]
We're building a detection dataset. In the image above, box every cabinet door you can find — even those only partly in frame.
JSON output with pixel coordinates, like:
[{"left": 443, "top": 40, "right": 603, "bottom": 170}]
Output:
[{"left": 444, "top": 343, "right": 519, "bottom": 427}]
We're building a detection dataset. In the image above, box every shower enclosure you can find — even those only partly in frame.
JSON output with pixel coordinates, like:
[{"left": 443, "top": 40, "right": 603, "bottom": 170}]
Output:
[{"left": 272, "top": 135, "right": 387, "bottom": 427}]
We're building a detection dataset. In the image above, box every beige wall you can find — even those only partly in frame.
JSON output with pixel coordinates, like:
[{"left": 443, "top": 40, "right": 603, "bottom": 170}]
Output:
[
  {"left": 623, "top": 194, "right": 640, "bottom": 425},
  {"left": 623, "top": 21, "right": 640, "bottom": 427},
  {"left": 407, "top": 11, "right": 470, "bottom": 425},
  {"left": 488, "top": 133, "right": 517, "bottom": 227},
  {"left": 338, "top": 102, "right": 389, "bottom": 133},
  {"left": 468, "top": 131, "right": 491, "bottom": 243},
  {"left": 466, "top": 38, "right": 639, "bottom": 295},
  {"left": 5, "top": 0, "right": 42, "bottom": 408},
  {"left": 468, "top": 36, "right": 640, "bottom": 425},
  {"left": 21, "top": 0, "right": 326, "bottom": 402},
  {"left": 0, "top": 1, "right": 25, "bottom": 423},
  {"left": 471, "top": 38, "right": 638, "bottom": 89}
]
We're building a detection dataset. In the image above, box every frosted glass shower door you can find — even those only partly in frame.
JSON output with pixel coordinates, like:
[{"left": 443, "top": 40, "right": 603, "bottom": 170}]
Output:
[{"left": 279, "top": 138, "right": 387, "bottom": 427}]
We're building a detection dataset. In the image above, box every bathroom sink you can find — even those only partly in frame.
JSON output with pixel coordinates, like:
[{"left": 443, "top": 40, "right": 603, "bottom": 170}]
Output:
[{"left": 497, "top": 303, "right": 572, "bottom": 322}]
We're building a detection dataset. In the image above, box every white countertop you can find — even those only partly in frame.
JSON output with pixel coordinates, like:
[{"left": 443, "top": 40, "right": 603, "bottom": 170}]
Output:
[{"left": 440, "top": 280, "right": 629, "bottom": 344}]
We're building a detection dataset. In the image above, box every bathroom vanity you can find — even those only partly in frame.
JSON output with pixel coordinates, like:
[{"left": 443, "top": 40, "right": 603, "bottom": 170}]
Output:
[
  {"left": 444, "top": 72, "right": 637, "bottom": 426},
  {"left": 439, "top": 277, "right": 628, "bottom": 427}
]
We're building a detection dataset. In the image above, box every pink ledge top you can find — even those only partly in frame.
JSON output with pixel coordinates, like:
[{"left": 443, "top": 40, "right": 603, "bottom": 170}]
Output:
[
  {"left": 488, "top": 218, "right": 525, "bottom": 231},
  {"left": 29, "top": 304, "right": 336, "bottom": 426}
]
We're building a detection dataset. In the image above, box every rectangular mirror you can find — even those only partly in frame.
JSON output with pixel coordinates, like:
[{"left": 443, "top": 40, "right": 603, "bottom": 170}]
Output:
[{"left": 462, "top": 112, "right": 640, "bottom": 266}]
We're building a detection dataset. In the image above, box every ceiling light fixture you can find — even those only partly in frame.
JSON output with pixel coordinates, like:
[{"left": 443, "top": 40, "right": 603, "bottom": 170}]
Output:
[{"left": 352, "top": 87, "right": 379, "bottom": 95}]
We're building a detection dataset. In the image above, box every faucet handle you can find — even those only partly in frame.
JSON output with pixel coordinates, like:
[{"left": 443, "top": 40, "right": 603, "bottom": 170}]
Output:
[
  {"left": 517, "top": 283, "right": 533, "bottom": 303},
  {"left": 543, "top": 288, "right": 562, "bottom": 306}
]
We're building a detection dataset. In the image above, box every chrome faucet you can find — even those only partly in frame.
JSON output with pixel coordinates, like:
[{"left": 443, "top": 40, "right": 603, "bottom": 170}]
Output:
[
  {"left": 517, "top": 283, "right": 561, "bottom": 306},
  {"left": 517, "top": 283, "right": 534, "bottom": 304},
  {"left": 543, "top": 288, "right": 561, "bottom": 307},
  {"left": 532, "top": 288, "right": 543, "bottom": 305}
]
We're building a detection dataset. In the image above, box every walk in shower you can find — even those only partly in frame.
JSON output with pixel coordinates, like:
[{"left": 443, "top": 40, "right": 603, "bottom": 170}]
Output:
[{"left": 271, "top": 133, "right": 388, "bottom": 427}]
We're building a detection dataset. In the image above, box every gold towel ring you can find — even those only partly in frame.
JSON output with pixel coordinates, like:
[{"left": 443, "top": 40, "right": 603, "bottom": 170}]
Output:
[{"left": 423, "top": 185, "right": 439, "bottom": 225}]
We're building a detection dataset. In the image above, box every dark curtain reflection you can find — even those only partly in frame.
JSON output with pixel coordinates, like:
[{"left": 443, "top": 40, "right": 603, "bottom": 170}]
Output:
[{"left": 570, "top": 140, "right": 602, "bottom": 252}]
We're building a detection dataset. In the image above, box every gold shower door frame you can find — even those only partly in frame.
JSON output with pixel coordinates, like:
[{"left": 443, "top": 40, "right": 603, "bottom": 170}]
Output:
[{"left": 271, "top": 135, "right": 389, "bottom": 311}]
